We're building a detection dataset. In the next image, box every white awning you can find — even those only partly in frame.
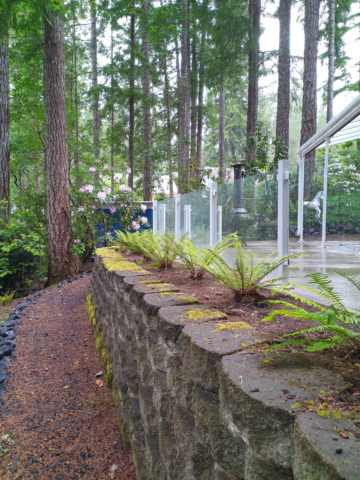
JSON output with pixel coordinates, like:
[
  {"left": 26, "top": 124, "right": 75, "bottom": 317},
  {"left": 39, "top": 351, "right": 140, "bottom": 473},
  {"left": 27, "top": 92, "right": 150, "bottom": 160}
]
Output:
[{"left": 296, "top": 94, "right": 360, "bottom": 156}]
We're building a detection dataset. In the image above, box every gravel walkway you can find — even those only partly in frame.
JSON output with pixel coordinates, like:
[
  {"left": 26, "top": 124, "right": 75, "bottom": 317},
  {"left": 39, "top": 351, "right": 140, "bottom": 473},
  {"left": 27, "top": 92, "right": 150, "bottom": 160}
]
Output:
[{"left": 0, "top": 276, "right": 136, "bottom": 480}]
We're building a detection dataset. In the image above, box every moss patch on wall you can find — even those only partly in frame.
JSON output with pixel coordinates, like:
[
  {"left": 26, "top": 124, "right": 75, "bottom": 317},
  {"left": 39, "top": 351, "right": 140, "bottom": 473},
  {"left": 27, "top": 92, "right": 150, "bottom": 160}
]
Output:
[
  {"left": 211, "top": 321, "right": 253, "bottom": 333},
  {"left": 102, "top": 257, "right": 147, "bottom": 273},
  {"left": 181, "top": 308, "right": 227, "bottom": 321}
]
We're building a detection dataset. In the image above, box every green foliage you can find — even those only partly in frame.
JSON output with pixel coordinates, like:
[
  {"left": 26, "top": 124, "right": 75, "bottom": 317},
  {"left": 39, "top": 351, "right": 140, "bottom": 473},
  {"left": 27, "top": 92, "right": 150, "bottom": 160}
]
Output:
[
  {"left": 196, "top": 237, "right": 301, "bottom": 300},
  {"left": 115, "top": 229, "right": 154, "bottom": 256},
  {"left": 0, "top": 219, "right": 44, "bottom": 293},
  {"left": 262, "top": 272, "right": 360, "bottom": 353},
  {"left": 162, "top": 233, "right": 236, "bottom": 279},
  {"left": 0, "top": 290, "right": 16, "bottom": 307}
]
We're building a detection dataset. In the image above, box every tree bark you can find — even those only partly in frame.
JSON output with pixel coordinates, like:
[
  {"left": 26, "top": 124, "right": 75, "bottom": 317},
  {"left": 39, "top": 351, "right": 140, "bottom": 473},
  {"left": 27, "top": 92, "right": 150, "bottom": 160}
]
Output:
[
  {"left": 190, "top": 29, "right": 197, "bottom": 160},
  {"left": 91, "top": 2, "right": 100, "bottom": 159},
  {"left": 129, "top": 14, "right": 135, "bottom": 190},
  {"left": 141, "top": 0, "right": 152, "bottom": 201},
  {"left": 300, "top": 0, "right": 320, "bottom": 200},
  {"left": 0, "top": 34, "right": 10, "bottom": 221},
  {"left": 219, "top": 75, "right": 226, "bottom": 178},
  {"left": 111, "top": 19, "right": 115, "bottom": 195},
  {"left": 327, "top": 0, "right": 335, "bottom": 122},
  {"left": 246, "top": 0, "right": 261, "bottom": 164},
  {"left": 178, "top": 0, "right": 188, "bottom": 193},
  {"left": 72, "top": 17, "right": 80, "bottom": 182},
  {"left": 44, "top": 10, "right": 74, "bottom": 285},
  {"left": 275, "top": 0, "right": 291, "bottom": 158},
  {"left": 196, "top": 27, "right": 205, "bottom": 176},
  {"left": 164, "top": 53, "right": 174, "bottom": 198}
]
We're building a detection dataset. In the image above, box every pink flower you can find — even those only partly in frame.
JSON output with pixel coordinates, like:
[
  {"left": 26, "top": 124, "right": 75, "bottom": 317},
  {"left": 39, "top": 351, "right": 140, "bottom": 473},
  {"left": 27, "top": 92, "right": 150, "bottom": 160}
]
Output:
[
  {"left": 127, "top": 168, "right": 132, "bottom": 174},
  {"left": 96, "top": 159, "right": 101, "bottom": 163},
  {"left": 141, "top": 217, "right": 147, "bottom": 224},
  {"left": 112, "top": 195, "right": 118, "bottom": 201},
  {"left": 104, "top": 164, "right": 109, "bottom": 169},
  {"left": 105, "top": 232, "right": 111, "bottom": 236},
  {"left": 89, "top": 166, "right": 96, "bottom": 172},
  {"left": 104, "top": 187, "right": 111, "bottom": 195},
  {"left": 140, "top": 204, "right": 147, "bottom": 212},
  {"left": 120, "top": 203, "right": 125, "bottom": 207},
  {"left": 119, "top": 185, "right": 126, "bottom": 192},
  {"left": 110, "top": 207, "right": 116, "bottom": 214},
  {"left": 74, "top": 239, "right": 80, "bottom": 243},
  {"left": 132, "top": 221, "right": 140, "bottom": 231},
  {"left": 85, "top": 184, "right": 94, "bottom": 193},
  {"left": 126, "top": 186, "right": 132, "bottom": 191},
  {"left": 78, "top": 206, "right": 85, "bottom": 212},
  {"left": 97, "top": 191, "right": 107, "bottom": 201},
  {"left": 79, "top": 186, "right": 85, "bottom": 192}
]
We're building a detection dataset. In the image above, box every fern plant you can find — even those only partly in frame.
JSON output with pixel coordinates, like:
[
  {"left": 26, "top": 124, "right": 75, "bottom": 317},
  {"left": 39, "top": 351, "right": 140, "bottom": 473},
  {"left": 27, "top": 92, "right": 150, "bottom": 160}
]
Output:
[
  {"left": 262, "top": 272, "right": 360, "bottom": 353},
  {"left": 0, "top": 290, "right": 16, "bottom": 307},
  {"left": 137, "top": 231, "right": 175, "bottom": 269},
  {"left": 114, "top": 230, "right": 153, "bottom": 256},
  {"left": 197, "top": 237, "right": 302, "bottom": 300},
  {"left": 162, "top": 234, "right": 236, "bottom": 279}
]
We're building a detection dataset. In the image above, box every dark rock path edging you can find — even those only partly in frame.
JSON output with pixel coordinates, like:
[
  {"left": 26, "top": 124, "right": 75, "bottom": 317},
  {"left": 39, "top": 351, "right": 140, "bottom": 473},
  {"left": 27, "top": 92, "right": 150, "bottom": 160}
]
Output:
[
  {"left": 0, "top": 272, "right": 92, "bottom": 404},
  {"left": 89, "top": 247, "right": 360, "bottom": 480}
]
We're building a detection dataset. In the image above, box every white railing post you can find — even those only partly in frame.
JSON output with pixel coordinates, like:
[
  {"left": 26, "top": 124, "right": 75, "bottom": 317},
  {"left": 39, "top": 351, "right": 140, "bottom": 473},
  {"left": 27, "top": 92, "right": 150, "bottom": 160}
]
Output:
[
  {"left": 159, "top": 203, "right": 166, "bottom": 235},
  {"left": 175, "top": 193, "right": 181, "bottom": 241},
  {"left": 278, "top": 160, "right": 290, "bottom": 279},
  {"left": 298, "top": 155, "right": 305, "bottom": 242},
  {"left": 217, "top": 206, "right": 222, "bottom": 242},
  {"left": 210, "top": 182, "right": 218, "bottom": 246},
  {"left": 321, "top": 137, "right": 330, "bottom": 248},
  {"left": 152, "top": 200, "right": 158, "bottom": 235},
  {"left": 184, "top": 205, "right": 191, "bottom": 236}
]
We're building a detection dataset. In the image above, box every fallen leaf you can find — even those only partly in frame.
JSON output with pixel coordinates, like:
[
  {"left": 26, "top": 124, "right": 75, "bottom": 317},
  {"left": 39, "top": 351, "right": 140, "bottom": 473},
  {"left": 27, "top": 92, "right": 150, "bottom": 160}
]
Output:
[
  {"left": 95, "top": 371, "right": 103, "bottom": 377},
  {"left": 332, "top": 436, "right": 338, "bottom": 440},
  {"left": 109, "top": 464, "right": 118, "bottom": 479},
  {"left": 96, "top": 379, "right": 104, "bottom": 387},
  {"left": 63, "top": 385, "right": 69, "bottom": 389},
  {"left": 339, "top": 432, "right": 349, "bottom": 439},
  {"left": 203, "top": 338, "right": 210, "bottom": 341}
]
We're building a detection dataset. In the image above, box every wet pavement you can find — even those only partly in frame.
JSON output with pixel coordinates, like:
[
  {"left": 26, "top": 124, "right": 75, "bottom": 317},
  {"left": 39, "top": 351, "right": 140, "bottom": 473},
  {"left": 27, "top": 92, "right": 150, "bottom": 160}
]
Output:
[{"left": 224, "top": 240, "right": 360, "bottom": 312}]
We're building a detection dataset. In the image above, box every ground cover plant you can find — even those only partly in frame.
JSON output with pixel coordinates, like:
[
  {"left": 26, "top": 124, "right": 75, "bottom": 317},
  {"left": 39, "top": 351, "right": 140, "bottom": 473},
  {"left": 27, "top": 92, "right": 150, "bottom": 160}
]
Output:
[{"left": 263, "top": 272, "right": 360, "bottom": 356}]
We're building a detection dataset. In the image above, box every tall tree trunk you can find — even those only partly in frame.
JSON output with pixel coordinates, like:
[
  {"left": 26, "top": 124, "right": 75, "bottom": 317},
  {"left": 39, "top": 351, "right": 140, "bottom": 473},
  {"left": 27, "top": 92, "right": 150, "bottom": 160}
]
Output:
[
  {"left": 300, "top": 0, "right": 320, "bottom": 200},
  {"left": 190, "top": 29, "right": 197, "bottom": 160},
  {"left": 91, "top": 2, "right": 100, "bottom": 159},
  {"left": 164, "top": 54, "right": 174, "bottom": 198},
  {"left": 178, "top": 0, "right": 188, "bottom": 193},
  {"left": 72, "top": 17, "right": 80, "bottom": 182},
  {"left": 110, "top": 20, "right": 115, "bottom": 195},
  {"left": 196, "top": 27, "right": 205, "bottom": 176},
  {"left": 186, "top": 21, "right": 191, "bottom": 166},
  {"left": 219, "top": 75, "right": 226, "bottom": 179},
  {"left": 327, "top": 0, "right": 335, "bottom": 122},
  {"left": 44, "top": 10, "right": 74, "bottom": 285},
  {"left": 141, "top": 0, "right": 152, "bottom": 201},
  {"left": 246, "top": 0, "right": 261, "bottom": 164},
  {"left": 0, "top": 34, "right": 10, "bottom": 221},
  {"left": 129, "top": 14, "right": 135, "bottom": 190},
  {"left": 275, "top": 0, "right": 291, "bottom": 158}
]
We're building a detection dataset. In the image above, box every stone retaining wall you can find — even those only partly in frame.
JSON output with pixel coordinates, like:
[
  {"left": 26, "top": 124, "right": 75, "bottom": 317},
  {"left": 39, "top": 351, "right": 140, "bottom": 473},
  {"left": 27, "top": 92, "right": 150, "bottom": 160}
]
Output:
[{"left": 88, "top": 248, "right": 359, "bottom": 480}]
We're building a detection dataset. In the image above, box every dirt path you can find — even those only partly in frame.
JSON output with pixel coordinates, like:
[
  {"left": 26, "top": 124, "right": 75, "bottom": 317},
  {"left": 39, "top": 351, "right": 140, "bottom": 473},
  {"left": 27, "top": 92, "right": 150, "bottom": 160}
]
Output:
[{"left": 0, "top": 277, "right": 136, "bottom": 480}]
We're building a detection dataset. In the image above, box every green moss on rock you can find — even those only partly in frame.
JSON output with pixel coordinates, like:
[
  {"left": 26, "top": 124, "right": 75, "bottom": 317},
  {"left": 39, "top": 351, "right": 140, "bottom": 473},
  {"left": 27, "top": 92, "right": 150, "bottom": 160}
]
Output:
[{"left": 181, "top": 308, "right": 227, "bottom": 321}]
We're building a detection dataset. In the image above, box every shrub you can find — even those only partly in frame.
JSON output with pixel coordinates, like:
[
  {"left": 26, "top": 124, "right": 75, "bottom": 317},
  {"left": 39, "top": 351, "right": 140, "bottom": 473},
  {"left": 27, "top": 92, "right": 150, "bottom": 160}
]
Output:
[
  {"left": 262, "top": 272, "right": 360, "bottom": 353},
  {"left": 197, "top": 237, "right": 301, "bottom": 300},
  {"left": 0, "top": 219, "right": 44, "bottom": 293}
]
